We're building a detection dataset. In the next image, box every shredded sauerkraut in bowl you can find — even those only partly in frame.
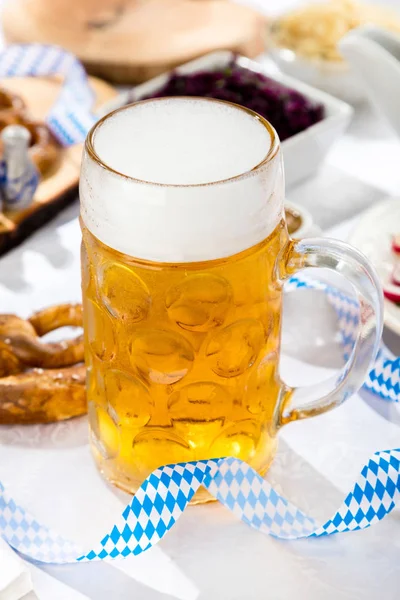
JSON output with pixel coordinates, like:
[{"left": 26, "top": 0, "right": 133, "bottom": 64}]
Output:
[{"left": 272, "top": 0, "right": 400, "bottom": 62}]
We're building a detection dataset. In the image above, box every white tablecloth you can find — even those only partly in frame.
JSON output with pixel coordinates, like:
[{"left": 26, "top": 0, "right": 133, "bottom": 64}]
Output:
[
  {"left": 1, "top": 1, "right": 400, "bottom": 599},
  {"left": 2, "top": 215, "right": 399, "bottom": 600}
]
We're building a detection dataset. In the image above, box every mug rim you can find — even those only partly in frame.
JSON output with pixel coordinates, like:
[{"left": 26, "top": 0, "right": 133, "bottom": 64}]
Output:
[{"left": 85, "top": 96, "right": 280, "bottom": 189}]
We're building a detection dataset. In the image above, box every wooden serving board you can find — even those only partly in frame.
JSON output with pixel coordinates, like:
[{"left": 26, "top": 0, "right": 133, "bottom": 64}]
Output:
[
  {"left": 0, "top": 75, "right": 118, "bottom": 256},
  {"left": 3, "top": 0, "right": 267, "bottom": 84}
]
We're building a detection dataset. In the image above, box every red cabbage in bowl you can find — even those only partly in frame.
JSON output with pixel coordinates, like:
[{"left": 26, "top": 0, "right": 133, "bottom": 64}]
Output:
[{"left": 142, "top": 63, "right": 325, "bottom": 141}]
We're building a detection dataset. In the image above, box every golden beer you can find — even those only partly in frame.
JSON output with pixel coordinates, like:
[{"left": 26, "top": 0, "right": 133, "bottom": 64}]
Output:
[
  {"left": 80, "top": 97, "right": 382, "bottom": 500},
  {"left": 82, "top": 220, "right": 289, "bottom": 495}
]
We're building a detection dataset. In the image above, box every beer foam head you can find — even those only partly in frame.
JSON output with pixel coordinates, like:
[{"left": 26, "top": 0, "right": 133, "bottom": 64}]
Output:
[
  {"left": 81, "top": 98, "right": 284, "bottom": 262},
  {"left": 93, "top": 98, "right": 272, "bottom": 185}
]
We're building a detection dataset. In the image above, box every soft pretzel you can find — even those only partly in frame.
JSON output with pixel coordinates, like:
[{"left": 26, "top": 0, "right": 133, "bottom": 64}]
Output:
[
  {"left": 0, "top": 340, "right": 24, "bottom": 377},
  {"left": 0, "top": 304, "right": 84, "bottom": 370},
  {"left": 29, "top": 302, "right": 83, "bottom": 334},
  {"left": 0, "top": 88, "right": 25, "bottom": 120},
  {"left": 0, "top": 87, "right": 61, "bottom": 179},
  {"left": 0, "top": 303, "right": 86, "bottom": 424},
  {"left": 0, "top": 365, "right": 86, "bottom": 424},
  {"left": 23, "top": 120, "right": 61, "bottom": 178}
]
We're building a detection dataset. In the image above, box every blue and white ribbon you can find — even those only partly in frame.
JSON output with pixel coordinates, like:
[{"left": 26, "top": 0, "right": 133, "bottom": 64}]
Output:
[
  {"left": 0, "top": 277, "right": 399, "bottom": 564},
  {"left": 0, "top": 449, "right": 399, "bottom": 564},
  {"left": 0, "top": 44, "right": 96, "bottom": 146},
  {"left": 287, "top": 275, "right": 399, "bottom": 402}
]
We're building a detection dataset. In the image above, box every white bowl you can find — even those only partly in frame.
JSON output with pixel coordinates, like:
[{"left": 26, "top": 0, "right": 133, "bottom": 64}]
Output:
[
  {"left": 101, "top": 51, "right": 353, "bottom": 189},
  {"left": 269, "top": 45, "right": 365, "bottom": 105}
]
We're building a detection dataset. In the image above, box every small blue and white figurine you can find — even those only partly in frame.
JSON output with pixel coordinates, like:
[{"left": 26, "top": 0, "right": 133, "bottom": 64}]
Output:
[{"left": 0, "top": 124, "right": 39, "bottom": 212}]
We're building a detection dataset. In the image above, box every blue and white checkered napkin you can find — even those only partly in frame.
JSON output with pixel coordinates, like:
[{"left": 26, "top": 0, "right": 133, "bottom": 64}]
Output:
[
  {"left": 0, "top": 277, "right": 398, "bottom": 565},
  {"left": 0, "top": 44, "right": 96, "bottom": 146}
]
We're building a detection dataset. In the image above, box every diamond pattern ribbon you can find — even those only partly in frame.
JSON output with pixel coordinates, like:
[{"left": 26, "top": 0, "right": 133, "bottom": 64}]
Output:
[
  {"left": 0, "top": 449, "right": 399, "bottom": 564},
  {"left": 0, "top": 44, "right": 96, "bottom": 146}
]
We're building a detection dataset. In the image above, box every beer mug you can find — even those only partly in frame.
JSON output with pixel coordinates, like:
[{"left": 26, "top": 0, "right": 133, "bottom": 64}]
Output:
[{"left": 80, "top": 98, "right": 382, "bottom": 500}]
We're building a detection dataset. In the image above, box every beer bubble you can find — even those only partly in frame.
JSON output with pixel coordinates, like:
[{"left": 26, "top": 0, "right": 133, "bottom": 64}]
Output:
[
  {"left": 89, "top": 402, "right": 120, "bottom": 459},
  {"left": 169, "top": 382, "right": 231, "bottom": 453},
  {"left": 245, "top": 353, "right": 278, "bottom": 415},
  {"left": 105, "top": 369, "right": 153, "bottom": 428},
  {"left": 131, "top": 427, "right": 192, "bottom": 475},
  {"left": 210, "top": 419, "right": 261, "bottom": 461},
  {"left": 99, "top": 262, "right": 151, "bottom": 323},
  {"left": 168, "top": 381, "right": 231, "bottom": 421},
  {"left": 205, "top": 319, "right": 265, "bottom": 378},
  {"left": 130, "top": 329, "right": 195, "bottom": 384},
  {"left": 166, "top": 274, "right": 232, "bottom": 332},
  {"left": 85, "top": 299, "right": 115, "bottom": 362},
  {"left": 86, "top": 358, "right": 107, "bottom": 407}
]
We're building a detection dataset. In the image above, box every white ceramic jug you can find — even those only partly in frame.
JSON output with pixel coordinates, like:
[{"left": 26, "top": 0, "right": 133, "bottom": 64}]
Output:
[{"left": 340, "top": 25, "right": 400, "bottom": 134}]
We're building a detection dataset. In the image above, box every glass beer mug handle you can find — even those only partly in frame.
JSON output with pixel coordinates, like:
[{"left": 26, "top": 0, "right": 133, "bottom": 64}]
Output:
[{"left": 279, "top": 238, "right": 384, "bottom": 426}]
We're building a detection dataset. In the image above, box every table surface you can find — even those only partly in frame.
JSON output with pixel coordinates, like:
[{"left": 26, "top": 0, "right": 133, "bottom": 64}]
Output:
[{"left": 1, "top": 1, "right": 400, "bottom": 599}]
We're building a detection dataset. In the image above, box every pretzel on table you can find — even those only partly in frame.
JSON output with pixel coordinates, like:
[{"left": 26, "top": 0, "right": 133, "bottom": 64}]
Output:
[{"left": 0, "top": 303, "right": 86, "bottom": 424}]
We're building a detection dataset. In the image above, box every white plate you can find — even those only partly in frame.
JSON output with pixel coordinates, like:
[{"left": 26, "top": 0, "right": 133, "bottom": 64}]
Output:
[
  {"left": 101, "top": 51, "right": 353, "bottom": 189},
  {"left": 349, "top": 198, "right": 400, "bottom": 336}
]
